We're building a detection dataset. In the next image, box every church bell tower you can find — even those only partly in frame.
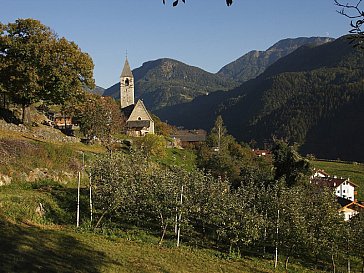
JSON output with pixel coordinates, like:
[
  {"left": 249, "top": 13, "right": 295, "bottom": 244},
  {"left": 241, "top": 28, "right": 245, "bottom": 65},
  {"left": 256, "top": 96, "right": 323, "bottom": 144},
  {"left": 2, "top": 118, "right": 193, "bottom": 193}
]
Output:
[{"left": 120, "top": 57, "right": 134, "bottom": 108}]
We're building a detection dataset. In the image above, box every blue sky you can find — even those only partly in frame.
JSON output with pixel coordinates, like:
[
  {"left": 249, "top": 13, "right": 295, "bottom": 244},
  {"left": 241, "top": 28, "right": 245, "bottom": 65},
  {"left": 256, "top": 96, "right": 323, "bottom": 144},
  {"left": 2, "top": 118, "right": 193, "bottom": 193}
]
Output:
[{"left": 1, "top": 0, "right": 353, "bottom": 88}]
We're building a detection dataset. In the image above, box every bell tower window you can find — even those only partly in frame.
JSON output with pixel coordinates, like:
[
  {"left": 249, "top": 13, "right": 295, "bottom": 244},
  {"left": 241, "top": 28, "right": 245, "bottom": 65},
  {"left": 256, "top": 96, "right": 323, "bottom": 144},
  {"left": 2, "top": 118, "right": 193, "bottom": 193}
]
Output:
[{"left": 125, "top": 78, "right": 129, "bottom": 86}]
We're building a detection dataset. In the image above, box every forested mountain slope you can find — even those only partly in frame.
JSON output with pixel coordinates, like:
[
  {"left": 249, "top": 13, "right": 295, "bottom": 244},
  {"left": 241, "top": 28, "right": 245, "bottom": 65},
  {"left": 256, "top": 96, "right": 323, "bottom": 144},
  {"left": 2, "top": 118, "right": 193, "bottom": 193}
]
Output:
[
  {"left": 217, "top": 37, "right": 333, "bottom": 83},
  {"left": 103, "top": 58, "right": 235, "bottom": 111},
  {"left": 104, "top": 38, "right": 332, "bottom": 111},
  {"left": 86, "top": 85, "right": 105, "bottom": 95},
  {"left": 156, "top": 36, "right": 364, "bottom": 161}
]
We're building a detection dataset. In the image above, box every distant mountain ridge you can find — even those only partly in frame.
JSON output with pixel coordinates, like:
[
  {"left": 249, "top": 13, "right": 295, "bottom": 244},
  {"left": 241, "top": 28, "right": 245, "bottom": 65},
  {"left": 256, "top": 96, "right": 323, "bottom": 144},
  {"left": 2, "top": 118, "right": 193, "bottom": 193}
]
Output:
[
  {"left": 86, "top": 85, "right": 105, "bottom": 95},
  {"left": 155, "top": 36, "right": 364, "bottom": 161},
  {"left": 217, "top": 37, "right": 334, "bottom": 83},
  {"left": 103, "top": 37, "right": 333, "bottom": 111},
  {"left": 103, "top": 58, "right": 235, "bottom": 111}
]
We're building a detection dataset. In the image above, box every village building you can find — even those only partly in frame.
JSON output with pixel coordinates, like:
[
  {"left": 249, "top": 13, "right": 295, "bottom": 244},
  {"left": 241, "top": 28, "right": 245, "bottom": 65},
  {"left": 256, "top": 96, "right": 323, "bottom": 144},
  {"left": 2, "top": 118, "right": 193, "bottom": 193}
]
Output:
[
  {"left": 310, "top": 169, "right": 362, "bottom": 221},
  {"left": 120, "top": 58, "right": 154, "bottom": 137},
  {"left": 311, "top": 174, "right": 358, "bottom": 202},
  {"left": 171, "top": 129, "right": 207, "bottom": 148},
  {"left": 337, "top": 197, "right": 364, "bottom": 221},
  {"left": 43, "top": 111, "right": 76, "bottom": 131},
  {"left": 52, "top": 113, "right": 73, "bottom": 130},
  {"left": 252, "top": 149, "right": 271, "bottom": 157},
  {"left": 311, "top": 169, "right": 330, "bottom": 178}
]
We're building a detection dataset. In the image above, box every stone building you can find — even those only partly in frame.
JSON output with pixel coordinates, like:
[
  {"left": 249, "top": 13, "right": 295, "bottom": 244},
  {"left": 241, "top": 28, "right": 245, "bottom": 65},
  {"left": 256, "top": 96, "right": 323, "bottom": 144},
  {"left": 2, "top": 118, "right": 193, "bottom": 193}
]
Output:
[
  {"left": 120, "top": 58, "right": 154, "bottom": 136},
  {"left": 120, "top": 58, "right": 134, "bottom": 109}
]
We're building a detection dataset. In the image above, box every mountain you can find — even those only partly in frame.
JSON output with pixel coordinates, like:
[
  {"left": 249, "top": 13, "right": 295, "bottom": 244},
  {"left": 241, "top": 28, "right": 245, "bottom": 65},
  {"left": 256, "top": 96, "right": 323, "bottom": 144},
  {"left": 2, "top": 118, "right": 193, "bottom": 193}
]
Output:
[
  {"left": 103, "top": 38, "right": 333, "bottom": 111},
  {"left": 155, "top": 36, "right": 364, "bottom": 161},
  {"left": 217, "top": 37, "right": 334, "bottom": 83},
  {"left": 86, "top": 85, "right": 105, "bottom": 95},
  {"left": 103, "top": 58, "right": 235, "bottom": 111}
]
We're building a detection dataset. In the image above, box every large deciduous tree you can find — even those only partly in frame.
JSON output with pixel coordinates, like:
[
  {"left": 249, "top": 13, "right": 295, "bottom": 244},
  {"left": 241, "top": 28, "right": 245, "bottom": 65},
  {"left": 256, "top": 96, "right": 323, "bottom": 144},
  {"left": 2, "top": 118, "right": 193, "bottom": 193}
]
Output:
[
  {"left": 0, "top": 18, "right": 95, "bottom": 123},
  {"left": 74, "top": 94, "right": 125, "bottom": 147},
  {"left": 271, "top": 139, "right": 311, "bottom": 187}
]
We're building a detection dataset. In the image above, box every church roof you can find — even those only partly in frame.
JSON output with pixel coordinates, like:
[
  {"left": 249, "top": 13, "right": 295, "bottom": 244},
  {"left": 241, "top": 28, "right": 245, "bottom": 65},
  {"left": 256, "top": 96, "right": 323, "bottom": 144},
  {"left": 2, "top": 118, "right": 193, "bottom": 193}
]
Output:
[
  {"left": 121, "top": 58, "right": 133, "bottom": 77},
  {"left": 134, "top": 100, "right": 154, "bottom": 122},
  {"left": 120, "top": 104, "right": 135, "bottom": 118},
  {"left": 126, "top": 120, "right": 151, "bottom": 128},
  {"left": 120, "top": 100, "right": 154, "bottom": 122},
  {"left": 171, "top": 130, "right": 207, "bottom": 142}
]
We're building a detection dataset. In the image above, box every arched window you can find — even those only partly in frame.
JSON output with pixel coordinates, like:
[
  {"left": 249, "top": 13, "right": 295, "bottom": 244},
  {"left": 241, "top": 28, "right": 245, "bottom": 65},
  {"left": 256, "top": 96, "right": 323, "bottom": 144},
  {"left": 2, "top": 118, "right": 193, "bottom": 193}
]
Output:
[{"left": 125, "top": 78, "right": 129, "bottom": 86}]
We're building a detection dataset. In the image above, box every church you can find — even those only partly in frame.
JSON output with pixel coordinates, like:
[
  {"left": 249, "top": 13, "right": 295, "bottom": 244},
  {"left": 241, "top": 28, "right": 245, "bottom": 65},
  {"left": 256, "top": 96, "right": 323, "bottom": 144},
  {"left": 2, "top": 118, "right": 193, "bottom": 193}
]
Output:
[{"left": 120, "top": 58, "right": 155, "bottom": 136}]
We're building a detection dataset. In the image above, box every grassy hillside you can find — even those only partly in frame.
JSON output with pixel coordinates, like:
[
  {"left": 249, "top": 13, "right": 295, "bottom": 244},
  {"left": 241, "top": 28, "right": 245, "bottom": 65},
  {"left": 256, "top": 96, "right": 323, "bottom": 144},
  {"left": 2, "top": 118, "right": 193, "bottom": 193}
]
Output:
[
  {"left": 0, "top": 176, "right": 318, "bottom": 273},
  {"left": 0, "top": 121, "right": 361, "bottom": 273},
  {"left": 0, "top": 214, "right": 318, "bottom": 273},
  {"left": 0, "top": 124, "right": 104, "bottom": 185},
  {"left": 312, "top": 160, "right": 364, "bottom": 200},
  {"left": 0, "top": 128, "right": 318, "bottom": 273}
]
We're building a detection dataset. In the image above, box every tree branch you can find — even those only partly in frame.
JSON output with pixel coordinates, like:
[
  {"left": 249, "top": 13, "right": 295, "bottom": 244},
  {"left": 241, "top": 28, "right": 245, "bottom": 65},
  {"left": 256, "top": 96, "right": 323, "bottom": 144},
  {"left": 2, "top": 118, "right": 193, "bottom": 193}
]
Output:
[
  {"left": 335, "top": 0, "right": 363, "bottom": 18},
  {"left": 334, "top": 0, "right": 364, "bottom": 48},
  {"left": 163, "top": 0, "right": 233, "bottom": 6}
]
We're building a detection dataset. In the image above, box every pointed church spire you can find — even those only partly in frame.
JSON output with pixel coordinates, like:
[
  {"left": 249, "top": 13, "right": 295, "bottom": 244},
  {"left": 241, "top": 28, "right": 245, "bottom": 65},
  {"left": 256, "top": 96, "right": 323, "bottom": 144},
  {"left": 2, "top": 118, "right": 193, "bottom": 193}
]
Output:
[
  {"left": 121, "top": 57, "right": 133, "bottom": 78},
  {"left": 120, "top": 56, "right": 135, "bottom": 109}
]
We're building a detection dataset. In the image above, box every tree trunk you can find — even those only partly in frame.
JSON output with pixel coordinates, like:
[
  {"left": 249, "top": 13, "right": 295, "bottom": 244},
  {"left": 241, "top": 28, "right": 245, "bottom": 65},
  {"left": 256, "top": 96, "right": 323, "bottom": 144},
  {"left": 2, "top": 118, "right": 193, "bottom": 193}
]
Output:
[
  {"left": 64, "top": 113, "right": 67, "bottom": 133},
  {"left": 348, "top": 257, "right": 351, "bottom": 273},
  {"left": 159, "top": 223, "right": 168, "bottom": 246},
  {"left": 315, "top": 254, "right": 318, "bottom": 269},
  {"left": 158, "top": 212, "right": 167, "bottom": 246},
  {"left": 22, "top": 105, "right": 31, "bottom": 125},
  {"left": 94, "top": 209, "right": 109, "bottom": 229},
  {"left": 285, "top": 256, "right": 289, "bottom": 271},
  {"left": 331, "top": 253, "right": 336, "bottom": 273},
  {"left": 22, "top": 104, "right": 25, "bottom": 124}
]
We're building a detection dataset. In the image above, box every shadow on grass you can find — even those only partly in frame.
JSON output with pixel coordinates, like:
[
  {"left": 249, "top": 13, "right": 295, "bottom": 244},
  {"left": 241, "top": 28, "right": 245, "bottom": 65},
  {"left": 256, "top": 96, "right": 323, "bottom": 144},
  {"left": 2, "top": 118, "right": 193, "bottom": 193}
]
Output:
[
  {"left": 0, "top": 217, "right": 107, "bottom": 273},
  {"left": 0, "top": 108, "right": 21, "bottom": 125},
  {"left": 31, "top": 181, "right": 92, "bottom": 226}
]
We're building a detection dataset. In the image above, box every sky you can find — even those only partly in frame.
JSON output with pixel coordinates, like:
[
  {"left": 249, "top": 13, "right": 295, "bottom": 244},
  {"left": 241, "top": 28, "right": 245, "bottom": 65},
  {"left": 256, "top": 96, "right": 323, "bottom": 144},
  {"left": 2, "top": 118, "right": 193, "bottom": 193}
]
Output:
[{"left": 0, "top": 0, "right": 353, "bottom": 88}]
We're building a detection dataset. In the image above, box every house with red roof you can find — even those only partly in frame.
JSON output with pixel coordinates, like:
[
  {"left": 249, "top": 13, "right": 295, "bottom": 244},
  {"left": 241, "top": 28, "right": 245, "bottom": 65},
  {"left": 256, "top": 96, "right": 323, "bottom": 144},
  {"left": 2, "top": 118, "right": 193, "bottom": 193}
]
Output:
[
  {"left": 310, "top": 169, "right": 362, "bottom": 221},
  {"left": 337, "top": 197, "right": 364, "bottom": 221},
  {"left": 311, "top": 176, "right": 358, "bottom": 202}
]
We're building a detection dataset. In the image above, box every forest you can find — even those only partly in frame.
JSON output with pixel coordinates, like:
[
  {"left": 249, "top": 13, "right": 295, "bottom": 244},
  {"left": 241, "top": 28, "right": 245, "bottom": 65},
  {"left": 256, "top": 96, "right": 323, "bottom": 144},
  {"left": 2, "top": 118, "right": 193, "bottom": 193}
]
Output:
[{"left": 156, "top": 36, "right": 364, "bottom": 161}]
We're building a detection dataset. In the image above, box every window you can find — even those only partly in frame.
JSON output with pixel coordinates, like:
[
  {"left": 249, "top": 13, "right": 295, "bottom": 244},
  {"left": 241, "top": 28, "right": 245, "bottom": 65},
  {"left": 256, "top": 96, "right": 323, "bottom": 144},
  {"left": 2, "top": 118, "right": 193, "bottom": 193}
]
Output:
[
  {"left": 125, "top": 78, "right": 129, "bottom": 86},
  {"left": 138, "top": 117, "right": 141, "bottom": 120},
  {"left": 343, "top": 190, "right": 346, "bottom": 193}
]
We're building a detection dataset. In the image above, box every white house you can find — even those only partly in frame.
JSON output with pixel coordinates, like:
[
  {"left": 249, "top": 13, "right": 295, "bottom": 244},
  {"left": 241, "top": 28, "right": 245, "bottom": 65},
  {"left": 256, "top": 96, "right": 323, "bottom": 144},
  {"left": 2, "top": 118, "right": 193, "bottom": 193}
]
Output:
[
  {"left": 310, "top": 169, "right": 362, "bottom": 221},
  {"left": 311, "top": 170, "right": 358, "bottom": 202},
  {"left": 311, "top": 169, "right": 330, "bottom": 178},
  {"left": 337, "top": 197, "right": 364, "bottom": 221}
]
